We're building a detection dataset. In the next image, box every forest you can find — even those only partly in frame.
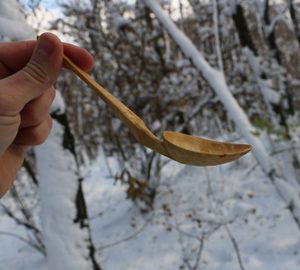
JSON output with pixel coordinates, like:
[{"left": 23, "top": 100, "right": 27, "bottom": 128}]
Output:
[{"left": 0, "top": 0, "right": 300, "bottom": 269}]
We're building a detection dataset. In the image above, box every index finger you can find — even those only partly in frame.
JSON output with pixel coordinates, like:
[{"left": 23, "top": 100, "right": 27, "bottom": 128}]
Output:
[{"left": 0, "top": 40, "right": 94, "bottom": 73}]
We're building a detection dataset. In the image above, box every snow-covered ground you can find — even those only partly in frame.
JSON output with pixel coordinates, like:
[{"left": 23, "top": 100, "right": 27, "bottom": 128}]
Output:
[{"left": 1, "top": 149, "right": 300, "bottom": 270}]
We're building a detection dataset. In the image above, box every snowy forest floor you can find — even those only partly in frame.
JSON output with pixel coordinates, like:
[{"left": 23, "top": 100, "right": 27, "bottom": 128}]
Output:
[{"left": 1, "top": 149, "right": 300, "bottom": 270}]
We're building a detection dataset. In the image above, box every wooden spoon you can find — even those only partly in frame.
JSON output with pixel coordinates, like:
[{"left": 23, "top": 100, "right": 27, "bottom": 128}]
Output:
[{"left": 63, "top": 54, "right": 251, "bottom": 166}]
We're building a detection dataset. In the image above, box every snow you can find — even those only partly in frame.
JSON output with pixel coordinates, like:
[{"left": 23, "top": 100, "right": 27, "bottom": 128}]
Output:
[
  {"left": 25, "top": 6, "right": 71, "bottom": 42},
  {"left": 0, "top": 0, "right": 35, "bottom": 40},
  {"left": 51, "top": 90, "right": 66, "bottom": 114},
  {"left": 88, "top": 153, "right": 300, "bottom": 270},
  {"left": 35, "top": 120, "right": 95, "bottom": 270},
  {"left": 2, "top": 148, "right": 300, "bottom": 269},
  {"left": 113, "top": 15, "right": 130, "bottom": 30},
  {"left": 0, "top": 215, "right": 46, "bottom": 269}
]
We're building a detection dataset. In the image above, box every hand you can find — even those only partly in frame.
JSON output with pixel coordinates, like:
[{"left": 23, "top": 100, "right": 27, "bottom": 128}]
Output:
[{"left": 0, "top": 32, "right": 94, "bottom": 197}]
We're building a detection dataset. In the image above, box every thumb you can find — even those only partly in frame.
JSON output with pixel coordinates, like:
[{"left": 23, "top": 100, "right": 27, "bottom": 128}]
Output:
[{"left": 0, "top": 33, "right": 63, "bottom": 114}]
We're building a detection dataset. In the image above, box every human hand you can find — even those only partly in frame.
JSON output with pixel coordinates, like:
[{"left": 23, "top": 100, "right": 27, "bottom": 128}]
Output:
[{"left": 0, "top": 32, "right": 94, "bottom": 197}]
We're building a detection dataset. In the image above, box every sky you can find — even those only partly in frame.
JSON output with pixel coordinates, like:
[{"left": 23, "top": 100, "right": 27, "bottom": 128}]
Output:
[
  {"left": 21, "top": 0, "right": 136, "bottom": 10},
  {"left": 21, "top": 0, "right": 68, "bottom": 10}
]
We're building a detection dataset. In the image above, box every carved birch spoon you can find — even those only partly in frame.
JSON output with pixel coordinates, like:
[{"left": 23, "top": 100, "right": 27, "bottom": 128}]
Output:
[{"left": 63, "top": 54, "right": 251, "bottom": 166}]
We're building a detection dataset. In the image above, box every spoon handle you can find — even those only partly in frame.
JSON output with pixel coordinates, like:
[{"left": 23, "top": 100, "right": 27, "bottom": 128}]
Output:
[
  {"left": 63, "top": 54, "right": 169, "bottom": 156},
  {"left": 63, "top": 55, "right": 131, "bottom": 120}
]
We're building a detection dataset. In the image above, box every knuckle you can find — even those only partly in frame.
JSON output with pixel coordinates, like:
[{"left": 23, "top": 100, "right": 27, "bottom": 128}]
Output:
[
  {"left": 47, "top": 116, "right": 53, "bottom": 131},
  {"left": 31, "top": 117, "right": 52, "bottom": 145},
  {"left": 31, "top": 128, "right": 46, "bottom": 145},
  {"left": 21, "top": 102, "right": 41, "bottom": 126},
  {"left": 22, "top": 60, "right": 49, "bottom": 86},
  {"left": 0, "top": 114, "right": 21, "bottom": 128},
  {"left": 20, "top": 88, "right": 55, "bottom": 127},
  {"left": 49, "top": 87, "right": 56, "bottom": 102},
  {"left": 26, "top": 108, "right": 41, "bottom": 125},
  {"left": 42, "top": 117, "right": 53, "bottom": 143}
]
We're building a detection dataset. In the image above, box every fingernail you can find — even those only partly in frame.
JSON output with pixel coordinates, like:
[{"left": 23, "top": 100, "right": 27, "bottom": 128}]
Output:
[{"left": 36, "top": 35, "right": 54, "bottom": 57}]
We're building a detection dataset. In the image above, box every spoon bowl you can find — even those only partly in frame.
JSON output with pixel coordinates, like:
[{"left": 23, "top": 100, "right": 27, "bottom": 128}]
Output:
[
  {"left": 63, "top": 54, "right": 251, "bottom": 166},
  {"left": 162, "top": 131, "right": 251, "bottom": 166}
]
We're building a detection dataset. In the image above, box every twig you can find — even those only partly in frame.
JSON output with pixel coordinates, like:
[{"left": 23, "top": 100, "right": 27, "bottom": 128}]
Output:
[
  {"left": 242, "top": 161, "right": 259, "bottom": 179},
  {"left": 225, "top": 225, "right": 246, "bottom": 270},
  {"left": 0, "top": 230, "right": 45, "bottom": 256},
  {"left": 193, "top": 233, "right": 205, "bottom": 269},
  {"left": 204, "top": 167, "right": 246, "bottom": 270},
  {"left": 1, "top": 187, "right": 45, "bottom": 254},
  {"left": 176, "top": 224, "right": 218, "bottom": 270},
  {"left": 23, "top": 158, "right": 38, "bottom": 185},
  {"left": 97, "top": 213, "right": 153, "bottom": 251},
  {"left": 0, "top": 202, "right": 40, "bottom": 234},
  {"left": 182, "top": 233, "right": 205, "bottom": 270}
]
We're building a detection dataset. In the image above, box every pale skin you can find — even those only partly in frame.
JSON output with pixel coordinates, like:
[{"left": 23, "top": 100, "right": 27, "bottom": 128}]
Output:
[{"left": 0, "top": 33, "right": 94, "bottom": 198}]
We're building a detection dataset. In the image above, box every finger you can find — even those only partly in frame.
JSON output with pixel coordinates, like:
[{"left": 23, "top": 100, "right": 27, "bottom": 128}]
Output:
[
  {"left": 63, "top": 44, "right": 94, "bottom": 71},
  {"left": 0, "top": 33, "right": 63, "bottom": 115},
  {"left": 20, "top": 86, "right": 56, "bottom": 128},
  {"left": 0, "top": 62, "right": 11, "bottom": 78},
  {"left": 14, "top": 115, "right": 52, "bottom": 146},
  {"left": 0, "top": 36, "right": 94, "bottom": 74}
]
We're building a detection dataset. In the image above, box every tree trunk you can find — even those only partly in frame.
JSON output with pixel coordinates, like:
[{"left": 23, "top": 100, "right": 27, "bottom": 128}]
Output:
[
  {"left": 263, "top": 0, "right": 294, "bottom": 117},
  {"left": 231, "top": 2, "right": 280, "bottom": 127},
  {"left": 35, "top": 112, "right": 101, "bottom": 270},
  {"left": 289, "top": 0, "right": 300, "bottom": 46}
]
